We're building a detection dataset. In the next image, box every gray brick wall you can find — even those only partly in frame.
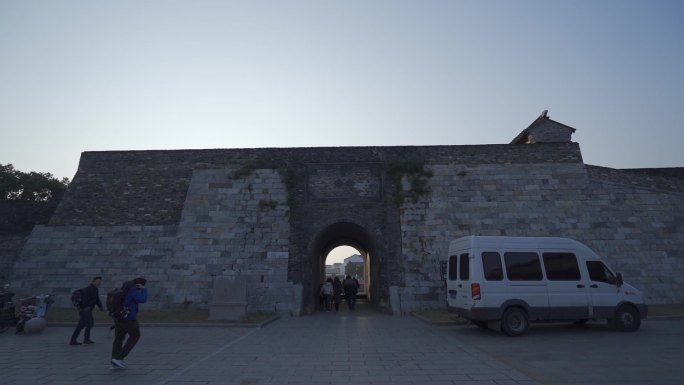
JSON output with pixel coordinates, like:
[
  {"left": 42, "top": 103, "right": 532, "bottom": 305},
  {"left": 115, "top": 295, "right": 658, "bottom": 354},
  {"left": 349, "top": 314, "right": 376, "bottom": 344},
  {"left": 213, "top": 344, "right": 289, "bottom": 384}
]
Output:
[
  {"left": 10, "top": 225, "right": 177, "bottom": 307},
  {"left": 0, "top": 235, "right": 27, "bottom": 283},
  {"left": 169, "top": 168, "right": 295, "bottom": 313},
  {"left": 7, "top": 141, "right": 683, "bottom": 314},
  {"left": 49, "top": 143, "right": 582, "bottom": 226},
  {"left": 396, "top": 162, "right": 684, "bottom": 309},
  {"left": 528, "top": 120, "right": 574, "bottom": 142},
  {"left": 10, "top": 169, "right": 299, "bottom": 313}
]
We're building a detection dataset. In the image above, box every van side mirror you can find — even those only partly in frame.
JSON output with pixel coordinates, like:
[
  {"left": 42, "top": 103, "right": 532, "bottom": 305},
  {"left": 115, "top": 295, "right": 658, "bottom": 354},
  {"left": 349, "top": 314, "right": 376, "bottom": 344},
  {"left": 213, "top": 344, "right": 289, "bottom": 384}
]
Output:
[{"left": 616, "top": 273, "right": 624, "bottom": 287}]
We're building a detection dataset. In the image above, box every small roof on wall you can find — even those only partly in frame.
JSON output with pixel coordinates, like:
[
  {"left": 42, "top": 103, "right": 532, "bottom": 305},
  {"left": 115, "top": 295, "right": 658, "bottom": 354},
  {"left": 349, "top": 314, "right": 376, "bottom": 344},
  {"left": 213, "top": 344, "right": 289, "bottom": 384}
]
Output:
[
  {"left": 510, "top": 110, "right": 577, "bottom": 144},
  {"left": 344, "top": 254, "right": 364, "bottom": 264}
]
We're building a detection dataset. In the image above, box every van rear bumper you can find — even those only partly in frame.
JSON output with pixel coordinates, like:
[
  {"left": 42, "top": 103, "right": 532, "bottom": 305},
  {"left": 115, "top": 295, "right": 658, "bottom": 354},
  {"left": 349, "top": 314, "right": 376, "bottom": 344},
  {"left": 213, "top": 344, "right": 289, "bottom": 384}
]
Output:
[{"left": 448, "top": 306, "right": 500, "bottom": 321}]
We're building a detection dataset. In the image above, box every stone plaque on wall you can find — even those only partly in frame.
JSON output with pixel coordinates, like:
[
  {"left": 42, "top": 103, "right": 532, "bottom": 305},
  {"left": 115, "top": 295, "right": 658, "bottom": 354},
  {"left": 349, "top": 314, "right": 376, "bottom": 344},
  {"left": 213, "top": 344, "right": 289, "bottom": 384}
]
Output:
[
  {"left": 307, "top": 163, "right": 382, "bottom": 202},
  {"left": 267, "top": 251, "right": 289, "bottom": 260}
]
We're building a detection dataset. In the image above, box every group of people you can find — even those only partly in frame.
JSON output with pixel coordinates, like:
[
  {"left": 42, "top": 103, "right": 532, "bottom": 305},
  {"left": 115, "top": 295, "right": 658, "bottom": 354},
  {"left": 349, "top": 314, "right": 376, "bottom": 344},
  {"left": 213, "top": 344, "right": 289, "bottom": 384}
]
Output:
[
  {"left": 319, "top": 275, "right": 359, "bottom": 312},
  {"left": 69, "top": 273, "right": 358, "bottom": 369},
  {"left": 69, "top": 276, "right": 148, "bottom": 370}
]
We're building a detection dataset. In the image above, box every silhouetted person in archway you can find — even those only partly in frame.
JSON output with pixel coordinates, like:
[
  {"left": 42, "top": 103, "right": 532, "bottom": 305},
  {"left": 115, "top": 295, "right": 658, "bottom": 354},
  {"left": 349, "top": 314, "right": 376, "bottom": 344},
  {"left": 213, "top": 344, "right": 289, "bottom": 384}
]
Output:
[
  {"left": 332, "top": 277, "right": 343, "bottom": 312},
  {"left": 319, "top": 278, "right": 333, "bottom": 311},
  {"left": 317, "top": 283, "right": 324, "bottom": 310},
  {"left": 343, "top": 275, "right": 358, "bottom": 310}
]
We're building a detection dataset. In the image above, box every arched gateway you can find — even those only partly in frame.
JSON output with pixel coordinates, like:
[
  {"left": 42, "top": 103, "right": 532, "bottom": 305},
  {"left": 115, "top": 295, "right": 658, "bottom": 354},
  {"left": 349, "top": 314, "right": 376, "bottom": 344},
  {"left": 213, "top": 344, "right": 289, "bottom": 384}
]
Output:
[
  {"left": 307, "top": 221, "right": 383, "bottom": 313},
  {"left": 6, "top": 113, "right": 684, "bottom": 313}
]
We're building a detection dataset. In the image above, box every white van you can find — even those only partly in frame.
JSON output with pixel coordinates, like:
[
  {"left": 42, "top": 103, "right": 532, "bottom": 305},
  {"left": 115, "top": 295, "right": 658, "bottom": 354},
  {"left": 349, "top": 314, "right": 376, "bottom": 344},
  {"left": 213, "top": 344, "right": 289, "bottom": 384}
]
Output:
[{"left": 446, "top": 236, "right": 648, "bottom": 336}]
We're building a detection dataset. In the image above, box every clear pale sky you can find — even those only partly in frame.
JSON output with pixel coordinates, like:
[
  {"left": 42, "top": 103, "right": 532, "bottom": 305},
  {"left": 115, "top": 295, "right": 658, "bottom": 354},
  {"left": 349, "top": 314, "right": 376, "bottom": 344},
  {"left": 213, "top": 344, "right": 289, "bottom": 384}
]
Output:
[
  {"left": 327, "top": 246, "right": 359, "bottom": 265},
  {"left": 1, "top": 1, "right": 682, "bottom": 183}
]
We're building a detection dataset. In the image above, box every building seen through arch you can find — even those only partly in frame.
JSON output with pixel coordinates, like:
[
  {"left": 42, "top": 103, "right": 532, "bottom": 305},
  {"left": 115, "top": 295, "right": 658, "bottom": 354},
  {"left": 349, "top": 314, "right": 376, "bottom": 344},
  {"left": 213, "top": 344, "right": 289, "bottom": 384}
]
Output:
[{"left": 325, "top": 249, "right": 366, "bottom": 295}]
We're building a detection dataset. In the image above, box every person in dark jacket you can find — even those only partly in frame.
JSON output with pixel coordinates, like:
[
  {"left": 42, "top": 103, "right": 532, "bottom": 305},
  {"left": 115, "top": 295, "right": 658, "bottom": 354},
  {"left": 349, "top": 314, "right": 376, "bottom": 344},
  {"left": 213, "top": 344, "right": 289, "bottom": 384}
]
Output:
[
  {"left": 110, "top": 277, "right": 147, "bottom": 369},
  {"left": 332, "top": 277, "right": 343, "bottom": 312},
  {"left": 343, "top": 275, "right": 358, "bottom": 310},
  {"left": 319, "top": 278, "right": 333, "bottom": 311},
  {"left": 69, "top": 276, "right": 103, "bottom": 345}
]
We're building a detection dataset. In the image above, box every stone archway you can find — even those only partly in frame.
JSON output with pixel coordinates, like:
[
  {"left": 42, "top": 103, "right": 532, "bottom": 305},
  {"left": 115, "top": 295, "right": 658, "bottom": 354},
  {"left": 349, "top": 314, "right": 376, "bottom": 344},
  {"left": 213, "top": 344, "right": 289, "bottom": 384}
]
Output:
[{"left": 305, "top": 221, "right": 382, "bottom": 313}]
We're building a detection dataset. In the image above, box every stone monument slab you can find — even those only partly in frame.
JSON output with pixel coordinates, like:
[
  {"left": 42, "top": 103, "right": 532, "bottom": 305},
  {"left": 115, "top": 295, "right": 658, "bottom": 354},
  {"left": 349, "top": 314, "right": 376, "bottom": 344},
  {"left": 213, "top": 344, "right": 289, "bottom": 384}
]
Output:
[{"left": 209, "top": 277, "right": 247, "bottom": 321}]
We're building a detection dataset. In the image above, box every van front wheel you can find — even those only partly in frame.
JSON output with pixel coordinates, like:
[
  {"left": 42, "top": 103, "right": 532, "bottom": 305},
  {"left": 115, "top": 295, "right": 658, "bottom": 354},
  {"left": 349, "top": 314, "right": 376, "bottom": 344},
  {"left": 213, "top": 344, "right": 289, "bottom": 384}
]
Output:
[
  {"left": 614, "top": 305, "right": 640, "bottom": 332},
  {"left": 501, "top": 308, "right": 529, "bottom": 336}
]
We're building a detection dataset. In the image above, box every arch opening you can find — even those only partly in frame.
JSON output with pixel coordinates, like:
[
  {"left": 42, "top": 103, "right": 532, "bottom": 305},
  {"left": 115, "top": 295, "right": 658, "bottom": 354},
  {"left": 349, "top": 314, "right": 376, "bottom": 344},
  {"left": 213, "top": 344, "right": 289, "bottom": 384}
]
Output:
[
  {"left": 307, "top": 221, "right": 380, "bottom": 313},
  {"left": 324, "top": 245, "right": 368, "bottom": 295}
]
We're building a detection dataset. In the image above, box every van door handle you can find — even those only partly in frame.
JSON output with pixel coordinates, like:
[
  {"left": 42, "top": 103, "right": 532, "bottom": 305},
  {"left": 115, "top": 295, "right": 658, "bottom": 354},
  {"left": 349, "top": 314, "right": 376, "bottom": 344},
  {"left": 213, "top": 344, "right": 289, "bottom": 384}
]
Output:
[
  {"left": 576, "top": 284, "right": 585, "bottom": 288},
  {"left": 590, "top": 284, "right": 598, "bottom": 288},
  {"left": 457, "top": 284, "right": 462, "bottom": 288}
]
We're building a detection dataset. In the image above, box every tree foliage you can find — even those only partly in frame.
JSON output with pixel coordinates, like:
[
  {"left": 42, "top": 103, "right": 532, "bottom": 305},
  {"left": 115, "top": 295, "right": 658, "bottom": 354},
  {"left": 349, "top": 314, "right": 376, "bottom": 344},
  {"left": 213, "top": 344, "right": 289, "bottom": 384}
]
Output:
[{"left": 0, "top": 163, "right": 69, "bottom": 201}]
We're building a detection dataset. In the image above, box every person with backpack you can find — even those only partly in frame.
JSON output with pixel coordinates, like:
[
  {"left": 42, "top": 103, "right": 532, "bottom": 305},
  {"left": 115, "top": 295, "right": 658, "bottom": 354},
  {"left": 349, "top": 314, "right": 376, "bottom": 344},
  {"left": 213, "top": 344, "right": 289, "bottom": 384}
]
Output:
[
  {"left": 343, "top": 275, "right": 358, "bottom": 310},
  {"left": 69, "top": 276, "right": 103, "bottom": 345},
  {"left": 110, "top": 277, "right": 147, "bottom": 369},
  {"left": 332, "top": 276, "right": 343, "bottom": 312}
]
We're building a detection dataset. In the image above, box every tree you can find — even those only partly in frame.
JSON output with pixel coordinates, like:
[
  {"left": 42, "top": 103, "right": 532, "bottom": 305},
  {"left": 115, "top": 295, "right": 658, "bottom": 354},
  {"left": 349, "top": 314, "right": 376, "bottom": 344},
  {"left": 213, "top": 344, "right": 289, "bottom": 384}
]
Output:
[{"left": 0, "top": 163, "right": 69, "bottom": 201}]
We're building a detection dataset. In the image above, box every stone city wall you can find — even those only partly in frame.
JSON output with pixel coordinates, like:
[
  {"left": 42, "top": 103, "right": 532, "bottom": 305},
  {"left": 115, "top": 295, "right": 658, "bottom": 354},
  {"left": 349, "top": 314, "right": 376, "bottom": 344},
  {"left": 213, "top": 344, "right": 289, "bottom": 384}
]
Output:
[
  {"left": 10, "top": 224, "right": 177, "bottom": 306},
  {"left": 50, "top": 143, "right": 581, "bottom": 226},
  {"left": 170, "top": 168, "right": 296, "bottom": 314},
  {"left": 7, "top": 142, "right": 683, "bottom": 314},
  {"left": 0, "top": 200, "right": 60, "bottom": 283},
  {"left": 396, "top": 162, "right": 684, "bottom": 310},
  {"left": 9, "top": 168, "right": 299, "bottom": 314}
]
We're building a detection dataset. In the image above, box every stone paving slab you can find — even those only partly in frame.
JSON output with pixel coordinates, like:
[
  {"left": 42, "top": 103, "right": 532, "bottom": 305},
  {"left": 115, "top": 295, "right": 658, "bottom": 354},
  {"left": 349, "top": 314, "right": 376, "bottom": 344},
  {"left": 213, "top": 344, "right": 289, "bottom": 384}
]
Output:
[
  {"left": 443, "top": 318, "right": 684, "bottom": 385},
  {"left": 0, "top": 310, "right": 540, "bottom": 385}
]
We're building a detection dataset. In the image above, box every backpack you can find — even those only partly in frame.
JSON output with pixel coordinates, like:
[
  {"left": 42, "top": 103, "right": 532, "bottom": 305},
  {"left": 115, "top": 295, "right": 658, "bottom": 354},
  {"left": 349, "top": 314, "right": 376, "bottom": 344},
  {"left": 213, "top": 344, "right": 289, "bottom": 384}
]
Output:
[
  {"left": 106, "top": 282, "right": 133, "bottom": 320},
  {"left": 71, "top": 289, "right": 83, "bottom": 308},
  {"left": 343, "top": 279, "right": 358, "bottom": 295},
  {"left": 320, "top": 282, "right": 333, "bottom": 296}
]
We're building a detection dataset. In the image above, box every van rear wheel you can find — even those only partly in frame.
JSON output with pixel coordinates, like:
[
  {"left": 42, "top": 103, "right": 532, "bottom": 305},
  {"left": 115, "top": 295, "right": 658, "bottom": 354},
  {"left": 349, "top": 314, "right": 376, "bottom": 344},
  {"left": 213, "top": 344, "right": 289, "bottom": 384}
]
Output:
[
  {"left": 501, "top": 308, "right": 529, "bottom": 336},
  {"left": 614, "top": 305, "right": 640, "bottom": 332}
]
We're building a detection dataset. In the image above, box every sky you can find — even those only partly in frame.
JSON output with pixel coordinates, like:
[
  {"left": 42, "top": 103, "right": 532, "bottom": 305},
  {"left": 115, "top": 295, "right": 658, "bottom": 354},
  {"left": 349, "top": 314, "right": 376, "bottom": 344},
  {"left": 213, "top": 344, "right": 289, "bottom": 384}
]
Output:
[
  {"left": 327, "top": 245, "right": 359, "bottom": 265},
  {"left": 1, "top": 1, "right": 682, "bottom": 194}
]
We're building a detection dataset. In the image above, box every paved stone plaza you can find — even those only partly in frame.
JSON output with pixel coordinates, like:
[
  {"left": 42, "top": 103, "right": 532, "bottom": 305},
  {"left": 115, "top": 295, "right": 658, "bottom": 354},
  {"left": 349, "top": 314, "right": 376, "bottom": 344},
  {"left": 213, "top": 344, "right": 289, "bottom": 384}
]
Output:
[{"left": 0, "top": 310, "right": 682, "bottom": 385}]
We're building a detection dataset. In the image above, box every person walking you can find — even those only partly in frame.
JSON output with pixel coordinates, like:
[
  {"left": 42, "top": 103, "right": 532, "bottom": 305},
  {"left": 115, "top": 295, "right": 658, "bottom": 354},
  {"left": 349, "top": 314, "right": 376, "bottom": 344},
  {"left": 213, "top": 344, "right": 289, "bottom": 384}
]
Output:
[
  {"left": 69, "top": 276, "right": 103, "bottom": 345},
  {"left": 110, "top": 277, "right": 147, "bottom": 369},
  {"left": 319, "top": 278, "right": 333, "bottom": 311},
  {"left": 332, "top": 276, "right": 343, "bottom": 312},
  {"left": 343, "top": 275, "right": 358, "bottom": 310}
]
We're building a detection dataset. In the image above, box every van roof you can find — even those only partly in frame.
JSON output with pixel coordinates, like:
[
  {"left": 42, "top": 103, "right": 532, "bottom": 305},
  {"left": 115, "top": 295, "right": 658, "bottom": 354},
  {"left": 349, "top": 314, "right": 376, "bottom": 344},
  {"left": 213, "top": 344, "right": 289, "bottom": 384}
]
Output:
[{"left": 448, "top": 235, "right": 595, "bottom": 255}]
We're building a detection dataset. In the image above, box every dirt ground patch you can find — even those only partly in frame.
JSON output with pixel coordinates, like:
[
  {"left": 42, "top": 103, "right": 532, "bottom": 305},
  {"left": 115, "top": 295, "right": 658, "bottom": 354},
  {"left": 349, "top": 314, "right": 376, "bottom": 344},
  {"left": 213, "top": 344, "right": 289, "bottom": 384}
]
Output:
[{"left": 46, "top": 307, "right": 276, "bottom": 325}]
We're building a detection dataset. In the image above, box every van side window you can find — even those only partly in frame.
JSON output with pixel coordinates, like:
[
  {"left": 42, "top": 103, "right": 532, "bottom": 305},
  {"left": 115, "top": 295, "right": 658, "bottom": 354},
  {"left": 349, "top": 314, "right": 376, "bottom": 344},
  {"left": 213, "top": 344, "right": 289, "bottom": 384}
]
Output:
[
  {"left": 542, "top": 252, "right": 581, "bottom": 281},
  {"left": 504, "top": 252, "right": 543, "bottom": 281},
  {"left": 448, "top": 255, "right": 458, "bottom": 280},
  {"left": 482, "top": 252, "right": 503, "bottom": 281},
  {"left": 586, "top": 261, "right": 616, "bottom": 284},
  {"left": 459, "top": 253, "right": 469, "bottom": 280}
]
